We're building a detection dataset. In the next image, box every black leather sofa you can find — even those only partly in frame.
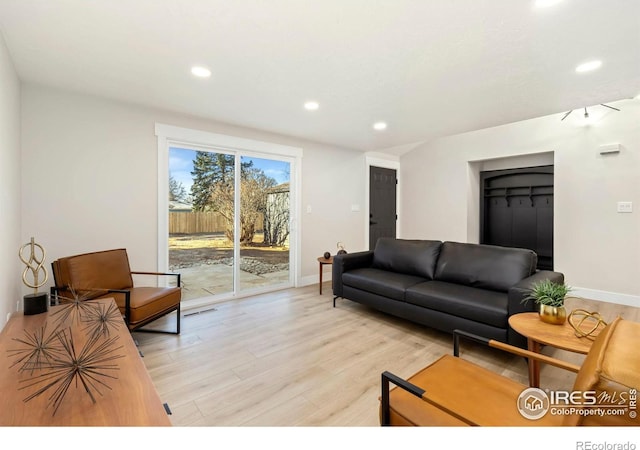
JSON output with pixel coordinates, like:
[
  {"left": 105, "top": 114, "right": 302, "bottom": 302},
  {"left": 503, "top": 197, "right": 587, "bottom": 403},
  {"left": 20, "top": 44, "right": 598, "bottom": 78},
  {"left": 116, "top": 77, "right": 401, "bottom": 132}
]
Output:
[{"left": 332, "top": 238, "right": 564, "bottom": 348}]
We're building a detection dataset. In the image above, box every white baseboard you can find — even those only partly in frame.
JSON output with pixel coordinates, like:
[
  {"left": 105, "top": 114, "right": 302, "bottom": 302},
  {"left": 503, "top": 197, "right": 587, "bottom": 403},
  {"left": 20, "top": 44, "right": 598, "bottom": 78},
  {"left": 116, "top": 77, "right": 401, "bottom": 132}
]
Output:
[
  {"left": 297, "top": 273, "right": 331, "bottom": 288},
  {"left": 571, "top": 287, "right": 640, "bottom": 308}
]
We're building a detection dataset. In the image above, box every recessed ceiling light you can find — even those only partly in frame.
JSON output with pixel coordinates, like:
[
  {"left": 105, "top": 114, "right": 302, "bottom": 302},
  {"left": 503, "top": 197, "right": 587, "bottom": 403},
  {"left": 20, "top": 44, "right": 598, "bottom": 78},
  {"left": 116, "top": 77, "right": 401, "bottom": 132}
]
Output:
[
  {"left": 191, "top": 66, "right": 211, "bottom": 78},
  {"left": 304, "top": 101, "right": 319, "bottom": 111},
  {"left": 575, "top": 60, "right": 602, "bottom": 73},
  {"left": 373, "top": 122, "right": 387, "bottom": 131},
  {"left": 534, "top": 0, "right": 563, "bottom": 8}
]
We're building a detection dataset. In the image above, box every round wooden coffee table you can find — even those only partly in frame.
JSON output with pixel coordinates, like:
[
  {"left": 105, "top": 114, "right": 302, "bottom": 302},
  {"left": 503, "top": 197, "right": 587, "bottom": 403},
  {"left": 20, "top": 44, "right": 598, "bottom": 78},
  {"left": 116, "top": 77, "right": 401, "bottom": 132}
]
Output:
[{"left": 509, "top": 312, "right": 596, "bottom": 387}]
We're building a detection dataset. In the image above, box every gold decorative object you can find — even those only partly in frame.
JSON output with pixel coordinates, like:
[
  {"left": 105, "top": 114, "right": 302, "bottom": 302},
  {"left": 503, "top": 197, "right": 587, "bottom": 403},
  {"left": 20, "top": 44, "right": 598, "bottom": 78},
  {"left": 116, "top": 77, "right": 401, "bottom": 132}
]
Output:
[
  {"left": 19, "top": 237, "right": 48, "bottom": 294},
  {"left": 568, "top": 309, "right": 608, "bottom": 340},
  {"left": 18, "top": 237, "right": 49, "bottom": 315},
  {"left": 539, "top": 304, "right": 567, "bottom": 325}
]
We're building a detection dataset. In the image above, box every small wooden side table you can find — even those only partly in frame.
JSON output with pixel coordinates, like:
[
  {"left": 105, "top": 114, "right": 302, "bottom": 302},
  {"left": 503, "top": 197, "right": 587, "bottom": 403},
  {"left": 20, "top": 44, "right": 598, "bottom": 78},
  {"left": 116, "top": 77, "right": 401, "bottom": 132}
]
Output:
[
  {"left": 317, "top": 256, "right": 333, "bottom": 295},
  {"left": 509, "top": 312, "right": 595, "bottom": 388}
]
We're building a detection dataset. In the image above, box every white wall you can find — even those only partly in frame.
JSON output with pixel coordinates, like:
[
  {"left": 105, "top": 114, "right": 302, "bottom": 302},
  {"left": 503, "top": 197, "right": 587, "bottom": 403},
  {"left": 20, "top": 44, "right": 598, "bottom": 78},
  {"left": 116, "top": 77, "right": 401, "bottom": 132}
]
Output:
[
  {"left": 0, "top": 32, "right": 21, "bottom": 329},
  {"left": 400, "top": 98, "right": 640, "bottom": 305},
  {"left": 21, "top": 84, "right": 366, "bottom": 294}
]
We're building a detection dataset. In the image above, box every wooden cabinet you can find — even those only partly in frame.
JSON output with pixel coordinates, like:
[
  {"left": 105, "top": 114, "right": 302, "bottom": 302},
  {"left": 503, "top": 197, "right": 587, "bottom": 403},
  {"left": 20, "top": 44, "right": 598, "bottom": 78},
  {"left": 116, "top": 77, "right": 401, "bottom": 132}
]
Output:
[{"left": 0, "top": 298, "right": 171, "bottom": 426}]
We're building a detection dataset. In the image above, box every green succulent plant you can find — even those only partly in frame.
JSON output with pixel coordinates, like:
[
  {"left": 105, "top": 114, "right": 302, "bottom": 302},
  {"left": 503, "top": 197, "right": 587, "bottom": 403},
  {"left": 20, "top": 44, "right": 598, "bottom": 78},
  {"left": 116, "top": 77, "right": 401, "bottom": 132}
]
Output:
[{"left": 522, "top": 279, "right": 572, "bottom": 308}]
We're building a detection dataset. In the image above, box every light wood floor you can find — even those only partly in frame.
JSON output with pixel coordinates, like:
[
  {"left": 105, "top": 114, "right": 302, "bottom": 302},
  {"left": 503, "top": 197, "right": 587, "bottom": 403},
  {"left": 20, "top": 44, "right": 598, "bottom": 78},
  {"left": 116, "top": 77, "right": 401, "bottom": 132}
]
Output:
[{"left": 134, "top": 284, "right": 640, "bottom": 426}]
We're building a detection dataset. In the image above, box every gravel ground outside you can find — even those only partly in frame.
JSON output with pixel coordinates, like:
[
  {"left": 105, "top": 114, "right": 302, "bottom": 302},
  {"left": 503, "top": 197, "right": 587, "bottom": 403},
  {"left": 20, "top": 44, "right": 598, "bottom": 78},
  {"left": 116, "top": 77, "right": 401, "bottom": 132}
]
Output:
[{"left": 169, "top": 234, "right": 289, "bottom": 275}]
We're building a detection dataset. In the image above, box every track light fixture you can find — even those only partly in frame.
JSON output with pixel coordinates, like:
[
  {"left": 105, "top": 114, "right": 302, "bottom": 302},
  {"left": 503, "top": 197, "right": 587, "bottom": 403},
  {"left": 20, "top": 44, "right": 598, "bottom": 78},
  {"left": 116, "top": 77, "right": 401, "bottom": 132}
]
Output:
[{"left": 561, "top": 104, "right": 621, "bottom": 121}]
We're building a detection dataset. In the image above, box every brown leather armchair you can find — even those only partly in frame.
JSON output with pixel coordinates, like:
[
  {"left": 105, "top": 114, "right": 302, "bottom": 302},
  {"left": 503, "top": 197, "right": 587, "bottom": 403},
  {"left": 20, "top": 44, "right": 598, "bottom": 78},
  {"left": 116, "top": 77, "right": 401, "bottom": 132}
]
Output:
[
  {"left": 51, "top": 248, "right": 181, "bottom": 334},
  {"left": 381, "top": 316, "right": 639, "bottom": 426}
]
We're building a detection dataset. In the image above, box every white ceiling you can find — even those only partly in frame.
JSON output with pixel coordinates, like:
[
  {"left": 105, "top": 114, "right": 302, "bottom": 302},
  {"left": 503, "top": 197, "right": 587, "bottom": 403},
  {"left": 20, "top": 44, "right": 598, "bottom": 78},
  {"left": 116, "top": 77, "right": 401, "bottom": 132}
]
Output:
[{"left": 1, "top": 0, "right": 638, "bottom": 153}]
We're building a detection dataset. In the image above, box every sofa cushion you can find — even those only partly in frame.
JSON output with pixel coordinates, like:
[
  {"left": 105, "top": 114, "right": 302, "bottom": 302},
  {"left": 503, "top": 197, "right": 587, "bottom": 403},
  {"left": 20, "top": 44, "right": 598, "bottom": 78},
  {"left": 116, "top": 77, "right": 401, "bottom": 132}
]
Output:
[
  {"left": 405, "top": 281, "right": 508, "bottom": 328},
  {"left": 371, "top": 238, "right": 443, "bottom": 279},
  {"left": 342, "top": 268, "right": 426, "bottom": 302},
  {"left": 434, "top": 242, "right": 537, "bottom": 292}
]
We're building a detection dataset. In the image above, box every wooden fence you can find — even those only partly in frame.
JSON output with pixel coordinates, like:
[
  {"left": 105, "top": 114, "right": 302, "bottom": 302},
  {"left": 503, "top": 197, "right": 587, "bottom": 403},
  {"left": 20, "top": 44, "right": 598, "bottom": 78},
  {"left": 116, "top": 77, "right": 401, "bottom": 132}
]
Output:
[{"left": 169, "top": 211, "right": 263, "bottom": 234}]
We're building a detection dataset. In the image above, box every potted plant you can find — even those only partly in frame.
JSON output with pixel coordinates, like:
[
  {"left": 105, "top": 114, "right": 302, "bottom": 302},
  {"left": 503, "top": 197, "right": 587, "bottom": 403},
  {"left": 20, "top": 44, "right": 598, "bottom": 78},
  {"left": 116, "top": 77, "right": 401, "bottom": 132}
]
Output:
[{"left": 522, "top": 279, "right": 572, "bottom": 325}]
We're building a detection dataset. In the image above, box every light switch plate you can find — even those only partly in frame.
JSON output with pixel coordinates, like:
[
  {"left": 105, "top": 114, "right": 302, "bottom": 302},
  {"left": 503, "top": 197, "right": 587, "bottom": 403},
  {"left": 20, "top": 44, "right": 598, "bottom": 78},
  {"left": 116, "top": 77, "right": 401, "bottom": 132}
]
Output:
[{"left": 617, "top": 201, "right": 633, "bottom": 213}]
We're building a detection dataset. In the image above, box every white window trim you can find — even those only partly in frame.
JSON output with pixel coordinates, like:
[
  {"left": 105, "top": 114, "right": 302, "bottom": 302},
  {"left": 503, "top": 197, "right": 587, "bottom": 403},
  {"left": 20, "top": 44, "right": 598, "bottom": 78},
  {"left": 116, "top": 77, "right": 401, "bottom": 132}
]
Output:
[{"left": 155, "top": 123, "right": 303, "bottom": 293}]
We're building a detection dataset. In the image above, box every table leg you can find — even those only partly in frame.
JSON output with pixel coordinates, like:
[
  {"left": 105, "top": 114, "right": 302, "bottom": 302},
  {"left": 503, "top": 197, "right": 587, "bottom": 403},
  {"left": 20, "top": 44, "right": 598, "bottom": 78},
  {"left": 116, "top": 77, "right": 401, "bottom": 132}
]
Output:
[
  {"left": 527, "top": 338, "right": 541, "bottom": 388},
  {"left": 319, "top": 262, "right": 323, "bottom": 295}
]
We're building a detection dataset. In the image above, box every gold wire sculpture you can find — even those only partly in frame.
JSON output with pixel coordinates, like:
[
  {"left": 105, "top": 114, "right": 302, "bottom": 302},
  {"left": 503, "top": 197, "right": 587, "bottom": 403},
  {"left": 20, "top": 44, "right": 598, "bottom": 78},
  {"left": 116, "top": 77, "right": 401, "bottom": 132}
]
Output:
[
  {"left": 568, "top": 309, "right": 608, "bottom": 340},
  {"left": 19, "top": 237, "right": 48, "bottom": 295}
]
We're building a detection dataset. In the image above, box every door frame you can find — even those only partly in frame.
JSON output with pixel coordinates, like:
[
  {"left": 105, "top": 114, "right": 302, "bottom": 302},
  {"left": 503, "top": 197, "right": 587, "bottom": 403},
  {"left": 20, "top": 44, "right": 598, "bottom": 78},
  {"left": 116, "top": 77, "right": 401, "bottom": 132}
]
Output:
[
  {"left": 365, "top": 155, "right": 400, "bottom": 248},
  {"left": 155, "top": 123, "right": 303, "bottom": 308}
]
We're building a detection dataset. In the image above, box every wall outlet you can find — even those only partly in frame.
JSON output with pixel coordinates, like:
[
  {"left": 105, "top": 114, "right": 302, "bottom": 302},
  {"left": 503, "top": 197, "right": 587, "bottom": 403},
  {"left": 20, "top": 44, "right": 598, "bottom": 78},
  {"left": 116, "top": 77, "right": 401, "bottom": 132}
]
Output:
[
  {"left": 617, "top": 201, "right": 633, "bottom": 213},
  {"left": 599, "top": 143, "right": 621, "bottom": 155}
]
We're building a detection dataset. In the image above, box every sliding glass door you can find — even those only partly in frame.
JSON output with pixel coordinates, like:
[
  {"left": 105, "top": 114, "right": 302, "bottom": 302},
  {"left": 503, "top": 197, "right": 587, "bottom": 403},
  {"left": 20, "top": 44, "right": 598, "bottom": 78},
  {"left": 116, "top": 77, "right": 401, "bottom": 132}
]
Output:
[
  {"left": 168, "top": 147, "right": 236, "bottom": 302},
  {"left": 167, "top": 147, "right": 292, "bottom": 306},
  {"left": 239, "top": 156, "right": 291, "bottom": 292}
]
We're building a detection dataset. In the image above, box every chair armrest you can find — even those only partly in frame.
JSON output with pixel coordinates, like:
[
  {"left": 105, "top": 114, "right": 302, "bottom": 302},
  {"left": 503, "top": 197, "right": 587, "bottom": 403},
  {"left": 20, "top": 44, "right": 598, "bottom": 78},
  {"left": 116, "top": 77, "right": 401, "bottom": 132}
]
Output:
[
  {"left": 332, "top": 251, "right": 374, "bottom": 297},
  {"left": 380, "top": 371, "right": 426, "bottom": 426},
  {"left": 380, "top": 370, "right": 476, "bottom": 426},
  {"left": 50, "top": 285, "right": 64, "bottom": 305},
  {"left": 50, "top": 285, "right": 106, "bottom": 302},
  {"left": 453, "top": 329, "right": 581, "bottom": 373},
  {"left": 106, "top": 289, "right": 132, "bottom": 324},
  {"left": 131, "top": 271, "right": 181, "bottom": 287}
]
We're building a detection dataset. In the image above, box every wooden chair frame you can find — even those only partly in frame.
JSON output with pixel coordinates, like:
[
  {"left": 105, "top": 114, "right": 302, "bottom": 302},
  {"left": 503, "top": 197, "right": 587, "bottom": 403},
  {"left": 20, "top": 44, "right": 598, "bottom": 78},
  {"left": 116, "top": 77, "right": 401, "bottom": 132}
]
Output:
[{"left": 380, "top": 329, "right": 580, "bottom": 426}]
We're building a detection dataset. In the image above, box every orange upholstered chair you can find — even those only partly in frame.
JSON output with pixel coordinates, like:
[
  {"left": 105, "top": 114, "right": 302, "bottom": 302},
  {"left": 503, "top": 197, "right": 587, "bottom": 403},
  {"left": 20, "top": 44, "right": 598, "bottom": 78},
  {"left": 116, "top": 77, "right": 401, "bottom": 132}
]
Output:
[
  {"left": 51, "top": 248, "right": 181, "bottom": 334},
  {"left": 380, "top": 317, "right": 639, "bottom": 426}
]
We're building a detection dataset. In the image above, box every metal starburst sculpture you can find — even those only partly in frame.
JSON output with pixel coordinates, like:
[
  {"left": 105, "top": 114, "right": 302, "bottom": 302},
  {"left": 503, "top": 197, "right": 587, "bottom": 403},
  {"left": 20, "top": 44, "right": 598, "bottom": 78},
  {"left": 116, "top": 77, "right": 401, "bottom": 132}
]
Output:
[
  {"left": 81, "top": 300, "right": 122, "bottom": 340},
  {"left": 7, "top": 323, "right": 65, "bottom": 375},
  {"left": 19, "top": 328, "right": 124, "bottom": 416},
  {"left": 50, "top": 287, "right": 103, "bottom": 326}
]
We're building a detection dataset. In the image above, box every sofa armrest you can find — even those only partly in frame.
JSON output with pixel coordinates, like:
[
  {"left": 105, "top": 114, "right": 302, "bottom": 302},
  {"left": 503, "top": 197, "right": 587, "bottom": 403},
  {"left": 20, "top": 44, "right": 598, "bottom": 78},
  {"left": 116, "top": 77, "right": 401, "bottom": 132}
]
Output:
[
  {"left": 331, "top": 251, "right": 374, "bottom": 297},
  {"left": 506, "top": 270, "right": 565, "bottom": 347},
  {"left": 507, "top": 270, "right": 565, "bottom": 316}
]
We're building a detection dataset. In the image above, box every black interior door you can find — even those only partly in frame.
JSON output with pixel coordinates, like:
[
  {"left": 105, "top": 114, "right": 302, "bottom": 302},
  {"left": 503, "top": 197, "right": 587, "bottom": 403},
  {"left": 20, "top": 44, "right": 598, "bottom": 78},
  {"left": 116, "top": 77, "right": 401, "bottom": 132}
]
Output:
[
  {"left": 369, "top": 166, "right": 397, "bottom": 250},
  {"left": 480, "top": 166, "right": 554, "bottom": 270}
]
